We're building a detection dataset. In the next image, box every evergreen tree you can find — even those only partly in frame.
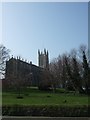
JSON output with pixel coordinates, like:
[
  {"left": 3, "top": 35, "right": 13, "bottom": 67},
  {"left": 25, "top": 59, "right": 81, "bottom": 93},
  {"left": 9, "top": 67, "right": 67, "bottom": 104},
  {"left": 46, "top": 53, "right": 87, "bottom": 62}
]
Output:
[{"left": 82, "top": 50, "right": 89, "bottom": 94}]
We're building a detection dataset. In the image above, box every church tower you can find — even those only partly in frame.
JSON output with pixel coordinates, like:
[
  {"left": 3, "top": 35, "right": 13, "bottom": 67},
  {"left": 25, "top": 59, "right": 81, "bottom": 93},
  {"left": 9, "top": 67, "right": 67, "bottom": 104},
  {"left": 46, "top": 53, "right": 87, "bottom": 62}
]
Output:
[{"left": 38, "top": 49, "right": 49, "bottom": 69}]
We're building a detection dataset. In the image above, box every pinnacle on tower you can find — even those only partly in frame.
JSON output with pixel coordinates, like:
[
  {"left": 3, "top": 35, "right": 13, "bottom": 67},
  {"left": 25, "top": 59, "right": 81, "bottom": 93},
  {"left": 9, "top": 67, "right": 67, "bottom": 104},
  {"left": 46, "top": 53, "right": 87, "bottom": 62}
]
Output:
[
  {"left": 38, "top": 49, "right": 40, "bottom": 55},
  {"left": 44, "top": 48, "right": 46, "bottom": 55},
  {"left": 41, "top": 51, "right": 43, "bottom": 55},
  {"left": 47, "top": 50, "right": 48, "bottom": 56}
]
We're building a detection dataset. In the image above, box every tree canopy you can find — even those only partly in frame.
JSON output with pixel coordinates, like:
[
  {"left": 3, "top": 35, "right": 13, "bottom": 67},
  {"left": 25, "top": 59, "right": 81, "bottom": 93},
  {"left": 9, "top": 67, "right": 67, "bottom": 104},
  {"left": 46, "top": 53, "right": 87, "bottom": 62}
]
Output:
[{"left": 50, "top": 44, "right": 90, "bottom": 94}]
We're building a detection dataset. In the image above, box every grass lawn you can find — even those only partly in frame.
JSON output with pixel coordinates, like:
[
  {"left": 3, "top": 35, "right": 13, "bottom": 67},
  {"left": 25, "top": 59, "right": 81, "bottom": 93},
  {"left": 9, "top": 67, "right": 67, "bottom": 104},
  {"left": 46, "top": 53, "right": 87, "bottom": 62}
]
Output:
[{"left": 2, "top": 87, "right": 89, "bottom": 106}]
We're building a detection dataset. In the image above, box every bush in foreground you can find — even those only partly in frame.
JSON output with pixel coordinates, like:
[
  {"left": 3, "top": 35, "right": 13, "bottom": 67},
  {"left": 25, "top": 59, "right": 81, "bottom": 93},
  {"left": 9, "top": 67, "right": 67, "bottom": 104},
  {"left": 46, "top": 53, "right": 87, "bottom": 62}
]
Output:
[{"left": 2, "top": 105, "right": 89, "bottom": 117}]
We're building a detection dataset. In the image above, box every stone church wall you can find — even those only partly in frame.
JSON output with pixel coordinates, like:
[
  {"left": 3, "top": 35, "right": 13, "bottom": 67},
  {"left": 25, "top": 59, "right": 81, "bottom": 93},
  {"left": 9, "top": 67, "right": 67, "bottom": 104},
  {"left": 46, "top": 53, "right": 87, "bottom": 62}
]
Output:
[{"left": 4, "top": 57, "right": 43, "bottom": 88}]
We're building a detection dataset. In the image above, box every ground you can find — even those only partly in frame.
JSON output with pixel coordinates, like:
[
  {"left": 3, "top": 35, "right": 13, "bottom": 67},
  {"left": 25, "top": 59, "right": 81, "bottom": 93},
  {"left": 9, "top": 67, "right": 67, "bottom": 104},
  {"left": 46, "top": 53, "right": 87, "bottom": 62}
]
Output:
[{"left": 2, "top": 87, "right": 89, "bottom": 106}]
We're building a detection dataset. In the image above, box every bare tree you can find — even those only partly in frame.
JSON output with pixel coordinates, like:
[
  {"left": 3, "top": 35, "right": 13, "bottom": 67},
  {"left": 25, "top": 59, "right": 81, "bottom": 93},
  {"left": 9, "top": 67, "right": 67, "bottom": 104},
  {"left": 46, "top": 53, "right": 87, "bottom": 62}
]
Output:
[
  {"left": 49, "top": 58, "right": 59, "bottom": 92},
  {"left": 59, "top": 54, "right": 69, "bottom": 89},
  {"left": 0, "top": 44, "right": 10, "bottom": 78},
  {"left": 38, "top": 68, "right": 51, "bottom": 90}
]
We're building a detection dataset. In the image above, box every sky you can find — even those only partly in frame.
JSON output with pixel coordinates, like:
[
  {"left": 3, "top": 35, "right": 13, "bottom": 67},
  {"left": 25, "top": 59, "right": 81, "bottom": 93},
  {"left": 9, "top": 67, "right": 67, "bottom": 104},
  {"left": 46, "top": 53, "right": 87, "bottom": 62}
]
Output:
[{"left": 1, "top": 2, "right": 88, "bottom": 65}]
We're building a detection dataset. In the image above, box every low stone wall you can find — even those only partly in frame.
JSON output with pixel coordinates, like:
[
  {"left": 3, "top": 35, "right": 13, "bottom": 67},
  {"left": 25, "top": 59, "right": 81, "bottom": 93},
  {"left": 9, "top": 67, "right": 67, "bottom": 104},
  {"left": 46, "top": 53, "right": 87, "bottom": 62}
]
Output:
[{"left": 2, "top": 116, "right": 89, "bottom": 120}]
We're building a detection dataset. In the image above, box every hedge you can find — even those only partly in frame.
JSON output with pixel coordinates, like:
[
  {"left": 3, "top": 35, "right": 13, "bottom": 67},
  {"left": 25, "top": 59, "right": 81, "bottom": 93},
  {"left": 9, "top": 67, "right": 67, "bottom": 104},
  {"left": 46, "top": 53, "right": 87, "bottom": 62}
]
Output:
[{"left": 2, "top": 105, "right": 89, "bottom": 117}]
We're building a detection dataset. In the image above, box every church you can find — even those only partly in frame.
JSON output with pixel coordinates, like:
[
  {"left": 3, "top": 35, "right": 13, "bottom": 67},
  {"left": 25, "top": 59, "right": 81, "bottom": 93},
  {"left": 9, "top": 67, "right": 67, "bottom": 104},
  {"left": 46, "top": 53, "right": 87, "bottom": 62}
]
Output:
[{"left": 4, "top": 49, "right": 50, "bottom": 89}]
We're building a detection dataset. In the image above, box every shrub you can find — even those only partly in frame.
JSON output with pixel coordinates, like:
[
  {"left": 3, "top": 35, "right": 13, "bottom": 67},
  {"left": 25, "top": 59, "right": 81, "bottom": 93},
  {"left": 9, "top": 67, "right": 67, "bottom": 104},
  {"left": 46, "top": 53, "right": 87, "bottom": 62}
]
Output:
[{"left": 2, "top": 105, "right": 89, "bottom": 117}]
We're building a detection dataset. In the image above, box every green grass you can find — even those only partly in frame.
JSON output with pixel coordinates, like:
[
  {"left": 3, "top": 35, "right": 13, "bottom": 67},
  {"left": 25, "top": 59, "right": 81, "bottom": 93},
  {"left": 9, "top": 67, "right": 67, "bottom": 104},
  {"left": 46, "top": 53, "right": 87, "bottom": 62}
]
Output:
[{"left": 2, "top": 87, "right": 89, "bottom": 106}]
